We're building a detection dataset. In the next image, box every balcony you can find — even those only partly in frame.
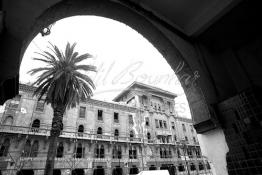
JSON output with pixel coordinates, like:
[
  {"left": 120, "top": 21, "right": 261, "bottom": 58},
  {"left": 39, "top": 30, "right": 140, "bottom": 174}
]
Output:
[
  {"left": 155, "top": 130, "right": 172, "bottom": 136},
  {"left": 0, "top": 125, "right": 144, "bottom": 143},
  {"left": 0, "top": 125, "right": 49, "bottom": 136}
]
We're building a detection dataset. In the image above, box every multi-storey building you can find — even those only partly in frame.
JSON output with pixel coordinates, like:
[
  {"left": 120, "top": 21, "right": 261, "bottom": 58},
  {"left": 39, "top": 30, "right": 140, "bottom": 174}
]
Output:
[{"left": 0, "top": 82, "right": 212, "bottom": 175}]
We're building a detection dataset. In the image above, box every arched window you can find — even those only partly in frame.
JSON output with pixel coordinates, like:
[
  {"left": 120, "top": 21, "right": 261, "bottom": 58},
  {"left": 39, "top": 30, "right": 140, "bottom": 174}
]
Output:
[
  {"left": 31, "top": 140, "right": 39, "bottom": 157},
  {"left": 78, "top": 125, "right": 84, "bottom": 132},
  {"left": 206, "top": 162, "right": 211, "bottom": 169},
  {"left": 114, "top": 129, "right": 119, "bottom": 139},
  {"left": 112, "top": 167, "right": 122, "bottom": 175},
  {"left": 100, "top": 145, "right": 104, "bottom": 158},
  {"left": 23, "top": 140, "right": 31, "bottom": 157},
  {"left": 147, "top": 132, "right": 151, "bottom": 140},
  {"left": 97, "top": 127, "right": 102, "bottom": 138},
  {"left": 177, "top": 149, "right": 181, "bottom": 158},
  {"left": 168, "top": 147, "right": 172, "bottom": 158},
  {"left": 56, "top": 142, "right": 64, "bottom": 158},
  {"left": 95, "top": 144, "right": 99, "bottom": 158},
  {"left": 78, "top": 125, "right": 84, "bottom": 136},
  {"left": 178, "top": 164, "right": 185, "bottom": 172},
  {"left": 160, "top": 148, "right": 163, "bottom": 158},
  {"left": 163, "top": 148, "right": 167, "bottom": 158},
  {"left": 117, "top": 146, "right": 122, "bottom": 159},
  {"left": 95, "top": 144, "right": 104, "bottom": 158},
  {"left": 190, "top": 163, "right": 196, "bottom": 171},
  {"left": 129, "top": 146, "right": 137, "bottom": 159},
  {"left": 0, "top": 138, "right": 10, "bottom": 157},
  {"left": 76, "top": 143, "right": 84, "bottom": 158},
  {"left": 112, "top": 145, "right": 117, "bottom": 158},
  {"left": 130, "top": 130, "right": 134, "bottom": 141},
  {"left": 199, "top": 163, "right": 204, "bottom": 170},
  {"left": 3, "top": 116, "right": 13, "bottom": 125},
  {"left": 31, "top": 119, "right": 40, "bottom": 132},
  {"left": 129, "top": 165, "right": 138, "bottom": 174},
  {"left": 32, "top": 119, "right": 40, "bottom": 128}
]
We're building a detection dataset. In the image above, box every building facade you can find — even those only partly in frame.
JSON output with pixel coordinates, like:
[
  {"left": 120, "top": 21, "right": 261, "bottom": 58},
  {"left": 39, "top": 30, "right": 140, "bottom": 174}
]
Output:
[{"left": 0, "top": 82, "right": 212, "bottom": 175}]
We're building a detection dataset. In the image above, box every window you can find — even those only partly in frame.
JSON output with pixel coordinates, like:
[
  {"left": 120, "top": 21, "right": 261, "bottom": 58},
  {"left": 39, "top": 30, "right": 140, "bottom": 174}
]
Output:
[
  {"left": 147, "top": 133, "right": 151, "bottom": 140},
  {"left": 171, "top": 122, "right": 175, "bottom": 129},
  {"left": 0, "top": 138, "right": 10, "bottom": 157},
  {"left": 113, "top": 145, "right": 122, "bottom": 159},
  {"left": 56, "top": 142, "right": 64, "bottom": 158},
  {"left": 75, "top": 143, "right": 85, "bottom": 158},
  {"left": 190, "top": 163, "right": 196, "bottom": 171},
  {"left": 78, "top": 125, "right": 84, "bottom": 136},
  {"left": 145, "top": 117, "right": 149, "bottom": 126},
  {"left": 167, "top": 136, "right": 170, "bottom": 143},
  {"left": 22, "top": 140, "right": 31, "bottom": 157},
  {"left": 177, "top": 149, "right": 181, "bottom": 158},
  {"left": 31, "top": 119, "right": 40, "bottom": 132},
  {"left": 79, "top": 106, "right": 86, "bottom": 118},
  {"left": 196, "top": 147, "right": 201, "bottom": 157},
  {"left": 98, "top": 110, "right": 103, "bottom": 120},
  {"left": 3, "top": 116, "right": 13, "bottom": 125},
  {"left": 168, "top": 148, "right": 172, "bottom": 158},
  {"left": 163, "top": 121, "right": 167, "bottom": 128},
  {"left": 130, "top": 130, "right": 134, "bottom": 141},
  {"left": 95, "top": 145, "right": 104, "bottom": 158},
  {"left": 185, "top": 136, "right": 188, "bottom": 142},
  {"left": 129, "top": 115, "right": 133, "bottom": 125},
  {"left": 8, "top": 95, "right": 21, "bottom": 109},
  {"left": 187, "top": 148, "right": 193, "bottom": 158},
  {"left": 155, "top": 119, "right": 159, "bottom": 128},
  {"left": 182, "top": 124, "right": 186, "bottom": 131},
  {"left": 114, "top": 129, "right": 119, "bottom": 139},
  {"left": 174, "top": 135, "right": 177, "bottom": 141},
  {"left": 97, "top": 127, "right": 102, "bottom": 138},
  {"left": 178, "top": 164, "right": 185, "bottom": 172},
  {"left": 114, "top": 112, "right": 119, "bottom": 123},
  {"left": 112, "top": 146, "right": 117, "bottom": 158},
  {"left": 141, "top": 95, "right": 147, "bottom": 106},
  {"left": 199, "top": 163, "right": 204, "bottom": 170},
  {"left": 117, "top": 146, "right": 122, "bottom": 159},
  {"left": 160, "top": 148, "right": 168, "bottom": 158},
  {"left": 31, "top": 140, "right": 39, "bottom": 157},
  {"left": 167, "top": 101, "right": 172, "bottom": 113},
  {"left": 149, "top": 165, "right": 157, "bottom": 170},
  {"left": 206, "top": 162, "right": 211, "bottom": 169},
  {"left": 130, "top": 165, "right": 139, "bottom": 174},
  {"left": 193, "top": 137, "right": 196, "bottom": 143},
  {"left": 129, "top": 147, "right": 137, "bottom": 159},
  {"left": 190, "top": 125, "right": 194, "bottom": 132},
  {"left": 159, "top": 120, "right": 163, "bottom": 128},
  {"left": 35, "top": 100, "right": 45, "bottom": 112}
]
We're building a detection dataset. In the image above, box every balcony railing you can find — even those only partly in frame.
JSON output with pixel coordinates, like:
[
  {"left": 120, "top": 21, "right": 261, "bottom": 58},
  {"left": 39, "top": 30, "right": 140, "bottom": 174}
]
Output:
[
  {"left": 0, "top": 125, "right": 144, "bottom": 143},
  {"left": 0, "top": 125, "right": 49, "bottom": 135}
]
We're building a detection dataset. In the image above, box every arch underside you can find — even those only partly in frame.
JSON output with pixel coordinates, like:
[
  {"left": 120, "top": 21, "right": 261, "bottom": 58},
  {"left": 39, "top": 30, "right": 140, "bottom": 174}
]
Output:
[{"left": 20, "top": 0, "right": 215, "bottom": 133}]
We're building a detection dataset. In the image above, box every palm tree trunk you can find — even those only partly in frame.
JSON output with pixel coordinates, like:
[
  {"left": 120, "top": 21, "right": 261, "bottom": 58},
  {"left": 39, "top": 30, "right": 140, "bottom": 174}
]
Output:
[{"left": 44, "top": 104, "right": 65, "bottom": 175}]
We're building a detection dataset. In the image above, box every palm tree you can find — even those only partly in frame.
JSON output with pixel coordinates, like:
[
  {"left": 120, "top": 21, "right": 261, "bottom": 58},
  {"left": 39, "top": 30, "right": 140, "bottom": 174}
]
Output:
[{"left": 28, "top": 42, "right": 96, "bottom": 175}]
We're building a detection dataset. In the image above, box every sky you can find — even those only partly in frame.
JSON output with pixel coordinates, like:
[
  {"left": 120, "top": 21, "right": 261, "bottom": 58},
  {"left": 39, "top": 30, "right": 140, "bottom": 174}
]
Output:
[{"left": 19, "top": 16, "right": 191, "bottom": 118}]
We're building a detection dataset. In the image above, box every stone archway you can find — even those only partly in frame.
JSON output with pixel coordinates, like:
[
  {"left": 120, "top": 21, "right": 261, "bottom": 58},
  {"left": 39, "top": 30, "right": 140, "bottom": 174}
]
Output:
[
  {"left": 18, "top": 1, "right": 228, "bottom": 174},
  {"left": 20, "top": 0, "right": 213, "bottom": 132}
]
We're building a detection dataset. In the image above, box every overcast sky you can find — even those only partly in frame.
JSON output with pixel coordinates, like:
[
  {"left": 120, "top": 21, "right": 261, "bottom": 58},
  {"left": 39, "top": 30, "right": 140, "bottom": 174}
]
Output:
[{"left": 19, "top": 16, "right": 191, "bottom": 118}]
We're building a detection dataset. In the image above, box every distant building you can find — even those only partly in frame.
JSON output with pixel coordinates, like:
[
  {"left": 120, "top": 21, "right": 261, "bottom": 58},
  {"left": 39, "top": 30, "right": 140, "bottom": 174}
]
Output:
[{"left": 0, "top": 82, "right": 212, "bottom": 175}]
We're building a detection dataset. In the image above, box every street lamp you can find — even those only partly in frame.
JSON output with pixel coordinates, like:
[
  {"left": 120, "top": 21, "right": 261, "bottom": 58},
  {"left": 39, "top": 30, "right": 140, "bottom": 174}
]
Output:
[{"left": 180, "top": 139, "right": 190, "bottom": 175}]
